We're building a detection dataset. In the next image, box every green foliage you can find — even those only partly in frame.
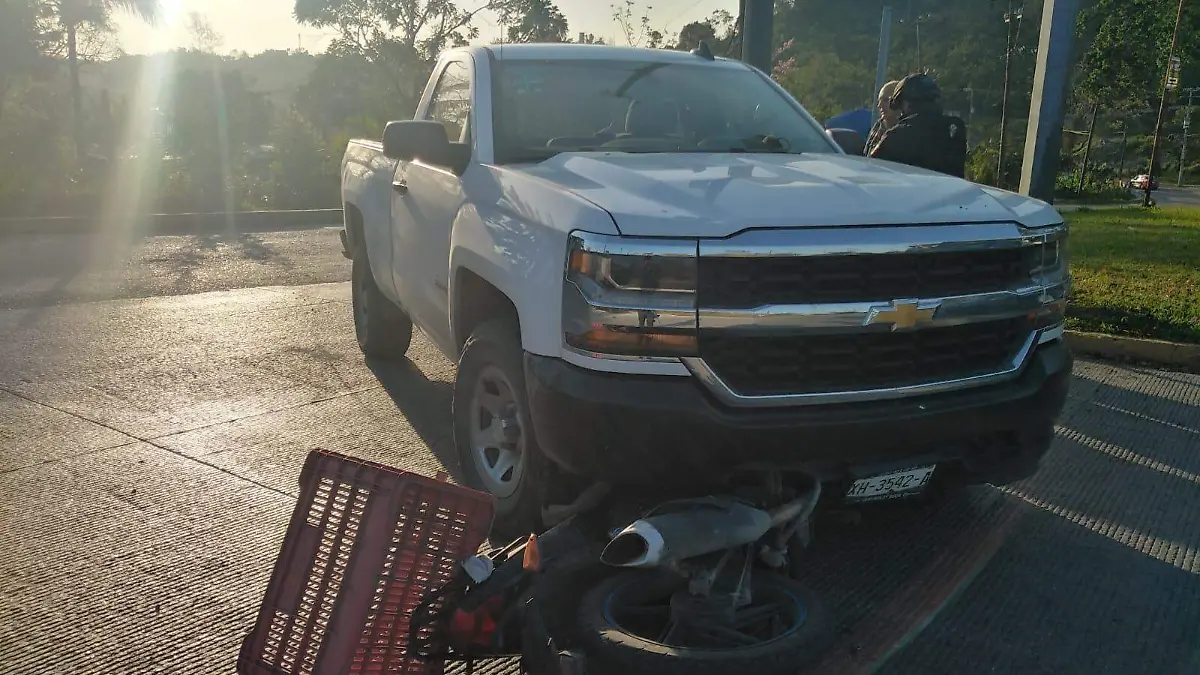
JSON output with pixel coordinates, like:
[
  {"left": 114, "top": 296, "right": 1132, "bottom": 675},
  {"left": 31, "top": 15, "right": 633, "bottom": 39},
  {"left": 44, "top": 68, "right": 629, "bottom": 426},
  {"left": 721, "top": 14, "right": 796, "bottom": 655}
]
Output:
[
  {"left": 264, "top": 110, "right": 341, "bottom": 209},
  {"left": 4, "top": 0, "right": 1200, "bottom": 215},
  {"left": 675, "top": 21, "right": 716, "bottom": 51},
  {"left": 1076, "top": 0, "right": 1200, "bottom": 109},
  {"left": 498, "top": 0, "right": 569, "bottom": 44},
  {"left": 0, "top": 77, "right": 87, "bottom": 216},
  {"left": 773, "top": 51, "right": 874, "bottom": 123},
  {"left": 163, "top": 67, "right": 272, "bottom": 211},
  {"left": 964, "top": 142, "right": 1022, "bottom": 189}
]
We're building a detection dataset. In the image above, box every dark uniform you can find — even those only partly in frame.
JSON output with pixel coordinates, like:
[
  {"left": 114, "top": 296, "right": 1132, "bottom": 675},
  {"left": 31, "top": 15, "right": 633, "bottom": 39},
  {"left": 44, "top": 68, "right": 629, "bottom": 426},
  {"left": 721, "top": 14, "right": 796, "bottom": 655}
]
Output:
[
  {"left": 869, "top": 74, "right": 967, "bottom": 178},
  {"left": 865, "top": 118, "right": 889, "bottom": 155}
]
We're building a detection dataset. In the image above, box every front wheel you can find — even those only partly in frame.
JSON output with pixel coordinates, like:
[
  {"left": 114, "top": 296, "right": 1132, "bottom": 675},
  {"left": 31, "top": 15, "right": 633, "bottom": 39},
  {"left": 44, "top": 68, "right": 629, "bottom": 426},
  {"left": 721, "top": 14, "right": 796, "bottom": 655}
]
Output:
[
  {"left": 351, "top": 247, "right": 413, "bottom": 359},
  {"left": 453, "top": 319, "right": 548, "bottom": 539},
  {"left": 575, "top": 570, "right": 830, "bottom": 675}
]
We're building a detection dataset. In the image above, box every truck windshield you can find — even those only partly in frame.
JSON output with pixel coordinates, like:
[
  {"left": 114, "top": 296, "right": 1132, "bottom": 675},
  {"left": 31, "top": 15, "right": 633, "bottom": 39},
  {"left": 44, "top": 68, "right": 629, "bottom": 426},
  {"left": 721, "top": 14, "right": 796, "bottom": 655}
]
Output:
[{"left": 491, "top": 59, "right": 837, "bottom": 164}]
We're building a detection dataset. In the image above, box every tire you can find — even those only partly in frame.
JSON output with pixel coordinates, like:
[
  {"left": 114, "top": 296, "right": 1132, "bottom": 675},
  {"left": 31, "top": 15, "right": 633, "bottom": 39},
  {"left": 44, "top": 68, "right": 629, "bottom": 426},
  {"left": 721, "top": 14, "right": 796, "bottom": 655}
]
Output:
[
  {"left": 351, "top": 246, "right": 412, "bottom": 359},
  {"left": 576, "top": 570, "right": 831, "bottom": 675},
  {"left": 453, "top": 319, "right": 547, "bottom": 540}
]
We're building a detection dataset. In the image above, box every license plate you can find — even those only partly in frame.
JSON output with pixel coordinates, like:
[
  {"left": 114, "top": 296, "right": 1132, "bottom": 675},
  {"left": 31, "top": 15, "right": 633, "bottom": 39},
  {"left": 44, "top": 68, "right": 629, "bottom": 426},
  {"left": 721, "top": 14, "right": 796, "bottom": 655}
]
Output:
[{"left": 844, "top": 465, "right": 936, "bottom": 503}]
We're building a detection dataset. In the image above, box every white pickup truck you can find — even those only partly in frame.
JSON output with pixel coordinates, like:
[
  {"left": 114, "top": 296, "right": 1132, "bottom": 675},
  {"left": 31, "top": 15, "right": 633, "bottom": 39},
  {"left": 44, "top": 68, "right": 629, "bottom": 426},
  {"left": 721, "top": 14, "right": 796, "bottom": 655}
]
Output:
[{"left": 340, "top": 44, "right": 1071, "bottom": 534}]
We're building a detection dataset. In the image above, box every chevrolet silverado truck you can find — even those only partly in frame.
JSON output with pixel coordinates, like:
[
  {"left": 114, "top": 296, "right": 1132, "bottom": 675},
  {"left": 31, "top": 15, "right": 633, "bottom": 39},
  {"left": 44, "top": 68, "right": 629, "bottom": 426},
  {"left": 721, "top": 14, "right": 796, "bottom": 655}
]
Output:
[{"left": 339, "top": 44, "right": 1071, "bottom": 534}]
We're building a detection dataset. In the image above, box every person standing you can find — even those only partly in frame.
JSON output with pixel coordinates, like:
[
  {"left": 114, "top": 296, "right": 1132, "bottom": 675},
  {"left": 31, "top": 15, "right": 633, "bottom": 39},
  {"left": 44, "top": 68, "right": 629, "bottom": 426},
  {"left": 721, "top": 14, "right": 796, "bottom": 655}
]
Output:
[
  {"left": 869, "top": 73, "right": 968, "bottom": 178},
  {"left": 865, "top": 80, "right": 901, "bottom": 154}
]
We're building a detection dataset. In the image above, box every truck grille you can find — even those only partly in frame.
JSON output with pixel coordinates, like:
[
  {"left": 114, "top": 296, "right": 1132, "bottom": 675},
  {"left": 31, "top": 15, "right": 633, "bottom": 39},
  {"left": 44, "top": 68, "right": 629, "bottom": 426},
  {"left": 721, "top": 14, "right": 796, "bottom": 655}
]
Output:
[
  {"left": 698, "top": 318, "right": 1030, "bottom": 396},
  {"left": 697, "top": 247, "right": 1039, "bottom": 308}
]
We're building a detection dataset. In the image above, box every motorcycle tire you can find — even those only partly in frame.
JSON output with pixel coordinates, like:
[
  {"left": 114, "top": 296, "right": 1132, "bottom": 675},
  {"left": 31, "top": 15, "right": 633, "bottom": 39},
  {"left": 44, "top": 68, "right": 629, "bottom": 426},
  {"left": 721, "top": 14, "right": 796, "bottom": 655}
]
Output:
[{"left": 574, "top": 569, "right": 831, "bottom": 675}]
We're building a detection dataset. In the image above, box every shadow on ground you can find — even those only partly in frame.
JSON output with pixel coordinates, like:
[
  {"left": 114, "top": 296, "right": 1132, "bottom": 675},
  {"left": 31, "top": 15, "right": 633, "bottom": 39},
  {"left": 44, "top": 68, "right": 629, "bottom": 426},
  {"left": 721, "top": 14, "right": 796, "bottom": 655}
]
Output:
[{"left": 367, "top": 357, "right": 461, "bottom": 481}]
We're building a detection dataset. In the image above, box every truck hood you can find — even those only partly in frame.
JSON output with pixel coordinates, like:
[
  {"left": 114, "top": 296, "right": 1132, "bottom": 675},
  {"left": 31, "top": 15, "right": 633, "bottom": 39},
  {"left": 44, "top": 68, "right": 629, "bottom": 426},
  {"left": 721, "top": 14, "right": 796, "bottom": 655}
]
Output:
[{"left": 518, "top": 152, "right": 1062, "bottom": 237}]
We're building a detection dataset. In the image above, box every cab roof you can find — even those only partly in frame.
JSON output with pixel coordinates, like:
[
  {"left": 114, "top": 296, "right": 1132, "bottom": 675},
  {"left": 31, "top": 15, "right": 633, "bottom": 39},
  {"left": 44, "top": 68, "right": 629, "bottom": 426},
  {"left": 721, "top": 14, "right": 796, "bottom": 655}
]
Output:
[{"left": 466, "top": 43, "right": 750, "bottom": 68}]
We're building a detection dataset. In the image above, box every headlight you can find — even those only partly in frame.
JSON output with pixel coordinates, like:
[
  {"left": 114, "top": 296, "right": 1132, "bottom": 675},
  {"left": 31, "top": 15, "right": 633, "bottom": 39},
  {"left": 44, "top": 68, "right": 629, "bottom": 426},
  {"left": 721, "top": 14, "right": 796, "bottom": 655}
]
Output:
[
  {"left": 1029, "top": 224, "right": 1068, "bottom": 340},
  {"left": 563, "top": 232, "right": 698, "bottom": 358},
  {"left": 1030, "top": 223, "right": 1069, "bottom": 285}
]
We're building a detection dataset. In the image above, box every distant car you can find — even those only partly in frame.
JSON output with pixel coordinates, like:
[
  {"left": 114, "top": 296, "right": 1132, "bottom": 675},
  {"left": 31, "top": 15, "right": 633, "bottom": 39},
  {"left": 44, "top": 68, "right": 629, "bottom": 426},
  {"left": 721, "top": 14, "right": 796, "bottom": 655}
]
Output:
[{"left": 1130, "top": 174, "right": 1158, "bottom": 191}]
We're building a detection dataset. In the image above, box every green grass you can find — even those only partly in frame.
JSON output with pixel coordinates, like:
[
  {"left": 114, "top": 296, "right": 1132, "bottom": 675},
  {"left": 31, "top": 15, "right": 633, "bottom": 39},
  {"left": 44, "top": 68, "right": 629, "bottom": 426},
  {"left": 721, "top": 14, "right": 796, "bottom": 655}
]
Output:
[{"left": 1065, "top": 207, "right": 1200, "bottom": 344}]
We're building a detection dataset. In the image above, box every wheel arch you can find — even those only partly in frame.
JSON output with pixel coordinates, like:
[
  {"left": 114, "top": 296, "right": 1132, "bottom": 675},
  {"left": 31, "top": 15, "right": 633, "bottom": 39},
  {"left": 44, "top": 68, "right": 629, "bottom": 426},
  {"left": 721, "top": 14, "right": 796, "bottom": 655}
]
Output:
[
  {"left": 343, "top": 201, "right": 365, "bottom": 253},
  {"left": 451, "top": 265, "right": 521, "bottom": 355}
]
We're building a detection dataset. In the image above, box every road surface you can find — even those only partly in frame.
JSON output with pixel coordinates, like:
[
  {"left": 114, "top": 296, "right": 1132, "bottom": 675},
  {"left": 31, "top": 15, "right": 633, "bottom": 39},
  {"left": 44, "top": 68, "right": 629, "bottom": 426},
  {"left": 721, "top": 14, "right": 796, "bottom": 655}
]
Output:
[
  {"left": 1, "top": 227, "right": 1198, "bottom": 674},
  {"left": 1154, "top": 185, "right": 1200, "bottom": 207}
]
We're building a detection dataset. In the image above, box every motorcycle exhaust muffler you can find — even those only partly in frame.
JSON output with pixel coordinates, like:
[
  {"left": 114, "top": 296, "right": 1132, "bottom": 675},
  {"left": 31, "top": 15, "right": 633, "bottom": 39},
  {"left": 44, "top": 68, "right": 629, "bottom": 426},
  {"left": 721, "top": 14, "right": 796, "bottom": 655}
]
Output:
[{"left": 600, "top": 489, "right": 819, "bottom": 568}]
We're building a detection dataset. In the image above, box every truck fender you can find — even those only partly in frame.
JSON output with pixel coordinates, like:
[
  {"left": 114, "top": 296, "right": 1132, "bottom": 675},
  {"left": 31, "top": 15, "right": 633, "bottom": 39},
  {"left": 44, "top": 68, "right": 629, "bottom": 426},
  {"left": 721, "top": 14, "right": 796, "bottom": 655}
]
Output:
[{"left": 448, "top": 219, "right": 567, "bottom": 359}]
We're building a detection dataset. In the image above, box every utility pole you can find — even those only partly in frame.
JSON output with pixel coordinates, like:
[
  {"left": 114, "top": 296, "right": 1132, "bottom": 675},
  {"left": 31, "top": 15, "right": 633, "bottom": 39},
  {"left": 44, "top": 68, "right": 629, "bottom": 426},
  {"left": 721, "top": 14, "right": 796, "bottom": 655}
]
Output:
[
  {"left": 1019, "top": 0, "right": 1081, "bottom": 201},
  {"left": 873, "top": 6, "right": 894, "bottom": 126},
  {"left": 1178, "top": 88, "right": 1198, "bottom": 186},
  {"left": 1078, "top": 103, "right": 1099, "bottom": 191},
  {"left": 916, "top": 17, "right": 923, "bottom": 71},
  {"left": 997, "top": 3, "right": 1023, "bottom": 189},
  {"left": 741, "top": 0, "right": 773, "bottom": 73},
  {"left": 1146, "top": 0, "right": 1186, "bottom": 207},
  {"left": 1118, "top": 125, "right": 1129, "bottom": 179}
]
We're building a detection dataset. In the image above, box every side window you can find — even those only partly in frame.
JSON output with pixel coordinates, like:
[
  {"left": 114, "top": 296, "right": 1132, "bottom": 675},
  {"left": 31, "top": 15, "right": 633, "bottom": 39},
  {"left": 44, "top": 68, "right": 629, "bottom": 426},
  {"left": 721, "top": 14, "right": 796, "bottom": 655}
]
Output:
[{"left": 426, "top": 61, "right": 472, "bottom": 145}]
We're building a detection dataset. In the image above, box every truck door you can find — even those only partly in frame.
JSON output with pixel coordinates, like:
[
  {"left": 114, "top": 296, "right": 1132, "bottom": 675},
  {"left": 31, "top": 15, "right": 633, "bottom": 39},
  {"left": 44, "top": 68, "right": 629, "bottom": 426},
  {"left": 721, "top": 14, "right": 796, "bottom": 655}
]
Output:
[{"left": 390, "top": 58, "right": 473, "bottom": 353}]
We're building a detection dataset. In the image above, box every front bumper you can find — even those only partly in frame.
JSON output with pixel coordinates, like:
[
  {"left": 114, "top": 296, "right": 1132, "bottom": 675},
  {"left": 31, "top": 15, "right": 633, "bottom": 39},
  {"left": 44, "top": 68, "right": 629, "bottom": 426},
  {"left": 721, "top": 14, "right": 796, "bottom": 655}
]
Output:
[{"left": 525, "top": 341, "right": 1072, "bottom": 488}]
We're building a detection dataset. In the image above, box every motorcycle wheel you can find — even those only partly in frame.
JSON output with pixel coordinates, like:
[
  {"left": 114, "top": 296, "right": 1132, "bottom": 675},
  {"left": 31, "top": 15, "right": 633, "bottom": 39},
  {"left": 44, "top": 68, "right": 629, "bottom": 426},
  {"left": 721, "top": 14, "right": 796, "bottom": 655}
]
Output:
[{"left": 573, "top": 569, "right": 830, "bottom": 675}]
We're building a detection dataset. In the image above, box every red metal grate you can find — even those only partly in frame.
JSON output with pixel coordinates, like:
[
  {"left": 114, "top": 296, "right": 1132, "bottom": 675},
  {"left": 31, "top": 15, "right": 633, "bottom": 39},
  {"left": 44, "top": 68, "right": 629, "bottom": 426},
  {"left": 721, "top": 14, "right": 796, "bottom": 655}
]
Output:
[{"left": 239, "top": 449, "right": 495, "bottom": 675}]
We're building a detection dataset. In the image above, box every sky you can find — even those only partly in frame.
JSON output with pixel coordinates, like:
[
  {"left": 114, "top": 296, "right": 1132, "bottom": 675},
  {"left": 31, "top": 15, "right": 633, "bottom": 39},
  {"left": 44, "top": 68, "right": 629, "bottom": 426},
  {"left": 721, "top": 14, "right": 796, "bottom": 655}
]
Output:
[{"left": 114, "top": 0, "right": 737, "bottom": 55}]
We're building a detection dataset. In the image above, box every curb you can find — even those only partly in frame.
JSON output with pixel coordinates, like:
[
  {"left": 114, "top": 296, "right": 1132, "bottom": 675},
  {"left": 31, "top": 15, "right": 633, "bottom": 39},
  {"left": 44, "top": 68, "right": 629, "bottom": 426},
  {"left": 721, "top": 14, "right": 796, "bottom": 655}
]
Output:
[
  {"left": 1056, "top": 203, "right": 1139, "bottom": 212},
  {"left": 0, "top": 209, "right": 344, "bottom": 236},
  {"left": 1066, "top": 330, "right": 1200, "bottom": 371}
]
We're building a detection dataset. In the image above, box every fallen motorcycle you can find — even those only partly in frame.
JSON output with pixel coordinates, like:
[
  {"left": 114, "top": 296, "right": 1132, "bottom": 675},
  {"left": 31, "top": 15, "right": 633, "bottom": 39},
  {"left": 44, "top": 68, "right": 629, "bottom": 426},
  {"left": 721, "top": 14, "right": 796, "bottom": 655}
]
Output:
[{"left": 237, "top": 449, "right": 832, "bottom": 675}]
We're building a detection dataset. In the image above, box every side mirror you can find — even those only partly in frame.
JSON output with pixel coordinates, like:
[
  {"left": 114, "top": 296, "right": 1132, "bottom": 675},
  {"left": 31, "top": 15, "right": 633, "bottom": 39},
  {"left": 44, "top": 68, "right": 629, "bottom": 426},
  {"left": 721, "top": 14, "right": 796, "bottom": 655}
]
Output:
[
  {"left": 826, "top": 128, "right": 866, "bottom": 156},
  {"left": 382, "top": 120, "right": 470, "bottom": 174}
]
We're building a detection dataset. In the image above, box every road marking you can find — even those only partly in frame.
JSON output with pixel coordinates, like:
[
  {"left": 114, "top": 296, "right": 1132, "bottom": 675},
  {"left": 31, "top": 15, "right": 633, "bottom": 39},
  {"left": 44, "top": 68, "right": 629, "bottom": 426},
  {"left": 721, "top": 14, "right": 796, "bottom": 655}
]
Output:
[{"left": 1090, "top": 401, "right": 1200, "bottom": 436}]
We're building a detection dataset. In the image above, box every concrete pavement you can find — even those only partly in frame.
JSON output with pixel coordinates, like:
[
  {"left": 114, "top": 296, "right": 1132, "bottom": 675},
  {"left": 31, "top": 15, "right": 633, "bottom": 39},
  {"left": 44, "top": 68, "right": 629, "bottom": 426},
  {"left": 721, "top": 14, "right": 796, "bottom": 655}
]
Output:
[
  {"left": 1, "top": 230, "right": 1199, "bottom": 674},
  {"left": 0, "top": 227, "right": 348, "bottom": 310}
]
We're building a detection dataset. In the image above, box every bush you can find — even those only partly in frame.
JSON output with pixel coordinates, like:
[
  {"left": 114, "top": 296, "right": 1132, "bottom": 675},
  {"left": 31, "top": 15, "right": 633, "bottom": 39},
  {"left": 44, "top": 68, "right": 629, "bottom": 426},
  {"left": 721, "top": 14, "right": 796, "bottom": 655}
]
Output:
[{"left": 965, "top": 142, "right": 1021, "bottom": 188}]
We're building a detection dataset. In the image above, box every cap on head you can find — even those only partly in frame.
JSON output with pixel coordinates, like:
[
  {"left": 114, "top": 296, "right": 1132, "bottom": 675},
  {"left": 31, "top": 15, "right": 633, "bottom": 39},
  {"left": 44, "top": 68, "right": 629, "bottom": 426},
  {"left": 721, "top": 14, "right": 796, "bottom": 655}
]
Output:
[{"left": 890, "top": 73, "right": 942, "bottom": 109}]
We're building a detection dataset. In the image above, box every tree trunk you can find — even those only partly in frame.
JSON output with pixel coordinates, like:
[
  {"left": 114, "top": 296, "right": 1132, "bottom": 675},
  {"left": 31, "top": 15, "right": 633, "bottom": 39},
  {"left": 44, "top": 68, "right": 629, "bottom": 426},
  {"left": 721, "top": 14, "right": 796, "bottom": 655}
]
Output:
[{"left": 68, "top": 21, "right": 85, "bottom": 163}]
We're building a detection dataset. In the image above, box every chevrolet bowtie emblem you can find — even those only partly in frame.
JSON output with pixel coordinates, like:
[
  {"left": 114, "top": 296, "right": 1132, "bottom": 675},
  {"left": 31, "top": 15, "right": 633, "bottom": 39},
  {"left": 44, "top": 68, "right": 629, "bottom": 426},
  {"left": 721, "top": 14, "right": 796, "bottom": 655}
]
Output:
[{"left": 864, "top": 300, "right": 939, "bottom": 331}]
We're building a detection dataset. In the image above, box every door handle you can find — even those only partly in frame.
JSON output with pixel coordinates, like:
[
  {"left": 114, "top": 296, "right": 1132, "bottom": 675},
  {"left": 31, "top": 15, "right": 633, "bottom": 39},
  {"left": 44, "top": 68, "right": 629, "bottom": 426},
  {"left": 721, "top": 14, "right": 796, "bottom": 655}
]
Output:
[{"left": 392, "top": 180, "right": 408, "bottom": 195}]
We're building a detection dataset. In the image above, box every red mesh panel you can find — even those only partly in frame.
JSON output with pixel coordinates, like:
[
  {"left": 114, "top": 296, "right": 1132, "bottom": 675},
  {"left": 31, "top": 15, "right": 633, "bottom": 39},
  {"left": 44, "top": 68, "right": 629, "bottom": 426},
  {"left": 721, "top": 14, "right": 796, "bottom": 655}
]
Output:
[{"left": 239, "top": 449, "right": 495, "bottom": 675}]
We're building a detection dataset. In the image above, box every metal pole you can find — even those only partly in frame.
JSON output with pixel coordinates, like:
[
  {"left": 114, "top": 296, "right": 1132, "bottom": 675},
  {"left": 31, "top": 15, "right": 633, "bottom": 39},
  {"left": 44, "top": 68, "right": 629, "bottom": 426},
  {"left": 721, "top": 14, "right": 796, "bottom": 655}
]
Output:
[
  {"left": 997, "top": 3, "right": 1016, "bottom": 189},
  {"left": 1117, "top": 127, "right": 1128, "bottom": 179},
  {"left": 1146, "top": 0, "right": 1186, "bottom": 206},
  {"left": 1019, "top": 0, "right": 1081, "bottom": 201},
  {"left": 873, "top": 6, "right": 893, "bottom": 126},
  {"left": 916, "top": 20, "right": 922, "bottom": 71},
  {"left": 741, "top": 0, "right": 773, "bottom": 73},
  {"left": 1179, "top": 89, "right": 1194, "bottom": 187},
  {"left": 1078, "top": 103, "right": 1099, "bottom": 191}
]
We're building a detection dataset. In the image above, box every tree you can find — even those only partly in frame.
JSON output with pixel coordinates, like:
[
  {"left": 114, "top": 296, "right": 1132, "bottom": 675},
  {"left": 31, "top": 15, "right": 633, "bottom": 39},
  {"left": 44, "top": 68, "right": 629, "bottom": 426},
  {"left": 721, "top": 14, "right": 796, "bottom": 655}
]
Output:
[
  {"left": 1076, "top": 0, "right": 1200, "bottom": 111},
  {"left": 675, "top": 20, "right": 715, "bottom": 51},
  {"left": 612, "top": 1, "right": 663, "bottom": 48},
  {"left": 49, "top": 0, "right": 159, "bottom": 162},
  {"left": 165, "top": 68, "right": 271, "bottom": 211},
  {"left": 296, "top": 51, "right": 410, "bottom": 139},
  {"left": 0, "top": 0, "right": 52, "bottom": 120},
  {"left": 498, "top": 0, "right": 568, "bottom": 43},
  {"left": 186, "top": 12, "right": 223, "bottom": 53},
  {"left": 294, "top": 0, "right": 505, "bottom": 107}
]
